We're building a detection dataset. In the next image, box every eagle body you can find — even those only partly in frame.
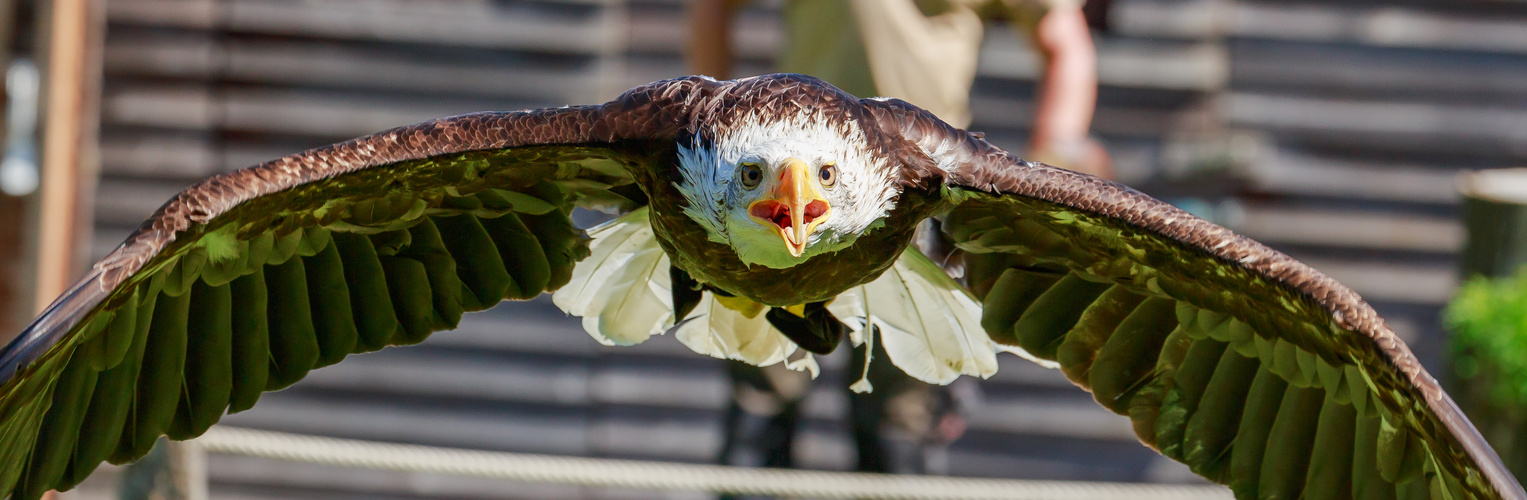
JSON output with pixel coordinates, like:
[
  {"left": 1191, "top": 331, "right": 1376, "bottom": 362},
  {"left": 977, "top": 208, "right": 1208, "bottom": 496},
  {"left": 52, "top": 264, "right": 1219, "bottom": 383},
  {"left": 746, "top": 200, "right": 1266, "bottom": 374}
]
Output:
[
  {"left": 0, "top": 74, "right": 1522, "bottom": 500},
  {"left": 646, "top": 188, "right": 932, "bottom": 306},
  {"left": 642, "top": 160, "right": 941, "bottom": 306},
  {"left": 634, "top": 75, "right": 943, "bottom": 306}
]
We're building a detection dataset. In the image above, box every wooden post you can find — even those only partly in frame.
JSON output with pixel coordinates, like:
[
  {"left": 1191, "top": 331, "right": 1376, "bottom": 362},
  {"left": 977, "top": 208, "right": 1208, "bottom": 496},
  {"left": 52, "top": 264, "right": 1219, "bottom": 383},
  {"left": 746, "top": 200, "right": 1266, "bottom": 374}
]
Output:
[
  {"left": 1453, "top": 168, "right": 1527, "bottom": 480},
  {"left": 0, "top": 0, "right": 26, "bottom": 337},
  {"left": 119, "top": 439, "right": 206, "bottom": 500},
  {"left": 35, "top": 0, "right": 104, "bottom": 496},
  {"left": 34, "top": 0, "right": 103, "bottom": 313},
  {"left": 1458, "top": 169, "right": 1527, "bottom": 279}
]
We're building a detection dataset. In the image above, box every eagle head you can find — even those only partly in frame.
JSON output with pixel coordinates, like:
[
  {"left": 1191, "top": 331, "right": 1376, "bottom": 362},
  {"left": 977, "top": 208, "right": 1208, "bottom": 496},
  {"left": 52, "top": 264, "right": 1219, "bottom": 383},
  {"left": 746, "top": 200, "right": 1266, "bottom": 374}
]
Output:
[{"left": 674, "top": 84, "right": 900, "bottom": 269}]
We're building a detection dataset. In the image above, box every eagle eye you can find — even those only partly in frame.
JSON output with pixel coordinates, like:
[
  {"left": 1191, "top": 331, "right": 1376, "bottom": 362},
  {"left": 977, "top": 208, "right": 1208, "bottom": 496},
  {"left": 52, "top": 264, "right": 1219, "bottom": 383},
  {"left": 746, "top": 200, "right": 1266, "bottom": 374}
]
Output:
[
  {"left": 819, "top": 163, "right": 837, "bottom": 187},
  {"left": 740, "top": 162, "right": 763, "bottom": 188}
]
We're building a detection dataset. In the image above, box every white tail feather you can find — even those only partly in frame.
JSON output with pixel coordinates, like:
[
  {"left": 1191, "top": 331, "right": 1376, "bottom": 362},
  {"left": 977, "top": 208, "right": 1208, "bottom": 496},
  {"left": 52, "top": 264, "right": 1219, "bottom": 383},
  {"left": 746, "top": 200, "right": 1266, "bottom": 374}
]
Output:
[
  {"left": 554, "top": 208, "right": 673, "bottom": 346},
  {"left": 555, "top": 212, "right": 1035, "bottom": 388},
  {"left": 585, "top": 245, "right": 671, "bottom": 345},
  {"left": 837, "top": 249, "right": 1000, "bottom": 385},
  {"left": 674, "top": 295, "right": 796, "bottom": 367}
]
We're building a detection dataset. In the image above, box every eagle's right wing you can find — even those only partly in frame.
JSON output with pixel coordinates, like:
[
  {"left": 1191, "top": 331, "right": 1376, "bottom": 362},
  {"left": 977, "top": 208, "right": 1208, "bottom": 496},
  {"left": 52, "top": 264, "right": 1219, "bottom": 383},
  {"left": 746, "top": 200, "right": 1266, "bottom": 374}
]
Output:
[
  {"left": 868, "top": 97, "right": 1526, "bottom": 500},
  {"left": 0, "top": 76, "right": 716, "bottom": 500}
]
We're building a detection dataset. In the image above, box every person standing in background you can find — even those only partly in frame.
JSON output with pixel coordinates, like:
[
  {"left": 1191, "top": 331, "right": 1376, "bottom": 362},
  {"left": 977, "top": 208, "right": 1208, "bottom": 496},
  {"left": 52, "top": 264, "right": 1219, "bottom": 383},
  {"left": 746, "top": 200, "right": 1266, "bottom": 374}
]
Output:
[
  {"left": 689, "top": 0, "right": 1114, "bottom": 481},
  {"left": 690, "top": 0, "right": 1114, "bottom": 178}
]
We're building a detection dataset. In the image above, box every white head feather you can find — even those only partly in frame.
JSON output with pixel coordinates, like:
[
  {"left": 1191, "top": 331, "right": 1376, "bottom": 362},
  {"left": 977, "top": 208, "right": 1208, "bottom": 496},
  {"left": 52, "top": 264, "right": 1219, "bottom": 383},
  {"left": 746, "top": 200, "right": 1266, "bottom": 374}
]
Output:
[{"left": 675, "top": 110, "right": 900, "bottom": 269}]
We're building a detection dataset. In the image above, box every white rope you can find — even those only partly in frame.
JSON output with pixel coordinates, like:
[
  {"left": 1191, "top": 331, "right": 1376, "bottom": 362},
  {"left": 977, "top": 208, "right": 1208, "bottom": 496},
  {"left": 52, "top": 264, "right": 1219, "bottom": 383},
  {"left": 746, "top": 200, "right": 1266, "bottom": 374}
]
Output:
[{"left": 195, "top": 426, "right": 1232, "bottom": 500}]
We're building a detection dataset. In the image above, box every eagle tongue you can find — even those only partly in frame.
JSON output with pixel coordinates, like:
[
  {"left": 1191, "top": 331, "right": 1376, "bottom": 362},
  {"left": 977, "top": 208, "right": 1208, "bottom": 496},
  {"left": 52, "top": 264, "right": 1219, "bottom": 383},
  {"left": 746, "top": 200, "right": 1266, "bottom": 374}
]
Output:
[{"left": 764, "top": 302, "right": 845, "bottom": 355}]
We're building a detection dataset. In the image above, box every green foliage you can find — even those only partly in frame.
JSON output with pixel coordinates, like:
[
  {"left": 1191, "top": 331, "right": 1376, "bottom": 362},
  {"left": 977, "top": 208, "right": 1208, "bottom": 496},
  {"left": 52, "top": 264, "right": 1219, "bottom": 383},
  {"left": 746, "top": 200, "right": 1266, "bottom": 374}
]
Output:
[
  {"left": 1445, "top": 266, "right": 1527, "bottom": 482},
  {"left": 1445, "top": 268, "right": 1527, "bottom": 409}
]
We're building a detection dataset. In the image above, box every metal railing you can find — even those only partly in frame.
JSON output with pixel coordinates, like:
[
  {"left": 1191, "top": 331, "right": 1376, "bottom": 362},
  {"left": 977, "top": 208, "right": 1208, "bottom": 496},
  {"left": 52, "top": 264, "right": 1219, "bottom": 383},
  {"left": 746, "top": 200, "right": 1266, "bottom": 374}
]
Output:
[{"left": 170, "top": 426, "right": 1233, "bottom": 500}]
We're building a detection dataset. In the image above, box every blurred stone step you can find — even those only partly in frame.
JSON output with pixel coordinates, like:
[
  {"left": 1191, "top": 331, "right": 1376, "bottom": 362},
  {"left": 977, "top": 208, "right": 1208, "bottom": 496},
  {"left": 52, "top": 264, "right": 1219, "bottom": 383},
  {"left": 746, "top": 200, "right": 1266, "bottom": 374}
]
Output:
[
  {"left": 1231, "top": 2, "right": 1527, "bottom": 55},
  {"left": 1232, "top": 40, "right": 1527, "bottom": 100},
  {"left": 1240, "top": 149, "right": 1460, "bottom": 205},
  {"left": 981, "top": 32, "right": 1227, "bottom": 91},
  {"left": 1235, "top": 203, "right": 1461, "bottom": 253},
  {"left": 105, "top": 33, "right": 600, "bottom": 102},
  {"left": 295, "top": 345, "right": 728, "bottom": 409},
  {"left": 971, "top": 93, "right": 1208, "bottom": 140},
  {"left": 109, "top": 0, "right": 623, "bottom": 54},
  {"left": 104, "top": 84, "right": 535, "bottom": 138},
  {"left": 1226, "top": 92, "right": 1527, "bottom": 154}
]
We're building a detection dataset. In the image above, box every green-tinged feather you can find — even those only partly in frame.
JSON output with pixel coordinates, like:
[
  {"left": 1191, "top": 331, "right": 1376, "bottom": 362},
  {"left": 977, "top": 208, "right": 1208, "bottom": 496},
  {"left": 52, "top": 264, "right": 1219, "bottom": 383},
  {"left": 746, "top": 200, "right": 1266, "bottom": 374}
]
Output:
[
  {"left": 435, "top": 214, "right": 513, "bottom": 308},
  {"left": 114, "top": 288, "right": 191, "bottom": 463},
  {"left": 303, "top": 240, "right": 359, "bottom": 367},
  {"left": 267, "top": 229, "right": 303, "bottom": 266},
  {"left": 16, "top": 352, "right": 98, "bottom": 499},
  {"left": 400, "top": 218, "right": 464, "bottom": 329},
  {"left": 97, "top": 294, "right": 138, "bottom": 371},
  {"left": 1256, "top": 385, "right": 1325, "bottom": 499},
  {"left": 1182, "top": 348, "right": 1260, "bottom": 482},
  {"left": 227, "top": 269, "right": 270, "bottom": 414},
  {"left": 379, "top": 256, "right": 435, "bottom": 345},
  {"left": 978, "top": 268, "right": 1063, "bottom": 348},
  {"left": 74, "top": 312, "right": 113, "bottom": 372},
  {"left": 1130, "top": 325, "right": 1193, "bottom": 449},
  {"left": 168, "top": 280, "right": 233, "bottom": 439},
  {"left": 480, "top": 213, "right": 553, "bottom": 300},
  {"left": 65, "top": 288, "right": 157, "bottom": 484},
  {"left": 1303, "top": 393, "right": 1357, "bottom": 500},
  {"left": 161, "top": 249, "right": 206, "bottom": 298},
  {"left": 330, "top": 232, "right": 401, "bottom": 352},
  {"left": 1057, "top": 285, "right": 1147, "bottom": 387},
  {"left": 519, "top": 210, "right": 588, "bottom": 292},
  {"left": 295, "top": 226, "right": 332, "bottom": 257},
  {"left": 198, "top": 232, "right": 248, "bottom": 287},
  {"left": 1228, "top": 366, "right": 1288, "bottom": 498},
  {"left": 1352, "top": 413, "right": 1396, "bottom": 499},
  {"left": 1090, "top": 297, "right": 1178, "bottom": 414},
  {"left": 1012, "top": 273, "right": 1111, "bottom": 360},
  {"left": 263, "top": 256, "right": 319, "bottom": 391},
  {"left": 1156, "top": 337, "right": 1228, "bottom": 460}
]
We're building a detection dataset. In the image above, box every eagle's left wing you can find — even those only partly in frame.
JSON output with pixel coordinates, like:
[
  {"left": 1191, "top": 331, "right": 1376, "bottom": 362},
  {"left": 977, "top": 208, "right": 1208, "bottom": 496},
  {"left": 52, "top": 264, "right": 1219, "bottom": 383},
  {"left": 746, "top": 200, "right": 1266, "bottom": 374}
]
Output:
[
  {"left": 0, "top": 76, "right": 719, "bottom": 500},
  {"left": 868, "top": 98, "right": 1525, "bottom": 500}
]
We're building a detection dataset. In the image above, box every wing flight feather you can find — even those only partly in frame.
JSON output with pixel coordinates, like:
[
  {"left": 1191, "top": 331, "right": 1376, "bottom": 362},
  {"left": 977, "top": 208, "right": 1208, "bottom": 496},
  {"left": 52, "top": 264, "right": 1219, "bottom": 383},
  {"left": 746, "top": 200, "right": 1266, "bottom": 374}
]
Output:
[
  {"left": 866, "top": 97, "right": 1526, "bottom": 500},
  {"left": 0, "top": 76, "right": 718, "bottom": 500}
]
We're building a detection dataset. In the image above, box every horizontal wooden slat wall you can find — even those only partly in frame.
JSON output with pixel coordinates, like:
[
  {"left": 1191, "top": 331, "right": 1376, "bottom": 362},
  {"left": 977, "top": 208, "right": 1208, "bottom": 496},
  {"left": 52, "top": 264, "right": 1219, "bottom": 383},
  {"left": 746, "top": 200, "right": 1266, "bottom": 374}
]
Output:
[{"left": 69, "top": 0, "right": 1527, "bottom": 497}]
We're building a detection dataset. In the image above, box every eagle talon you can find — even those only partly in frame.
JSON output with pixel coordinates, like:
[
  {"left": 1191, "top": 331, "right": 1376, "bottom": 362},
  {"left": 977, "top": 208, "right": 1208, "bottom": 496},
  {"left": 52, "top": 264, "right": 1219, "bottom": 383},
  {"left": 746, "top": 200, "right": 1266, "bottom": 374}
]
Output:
[
  {"left": 765, "top": 302, "right": 846, "bottom": 355},
  {"left": 669, "top": 266, "right": 703, "bottom": 321}
]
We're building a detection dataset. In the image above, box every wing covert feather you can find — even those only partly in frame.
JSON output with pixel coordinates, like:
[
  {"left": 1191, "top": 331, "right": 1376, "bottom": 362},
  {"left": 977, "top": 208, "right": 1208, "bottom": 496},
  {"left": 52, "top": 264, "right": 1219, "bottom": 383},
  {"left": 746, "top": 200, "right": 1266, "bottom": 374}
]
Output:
[
  {"left": 868, "top": 97, "right": 1524, "bottom": 499},
  {"left": 0, "top": 76, "right": 717, "bottom": 499}
]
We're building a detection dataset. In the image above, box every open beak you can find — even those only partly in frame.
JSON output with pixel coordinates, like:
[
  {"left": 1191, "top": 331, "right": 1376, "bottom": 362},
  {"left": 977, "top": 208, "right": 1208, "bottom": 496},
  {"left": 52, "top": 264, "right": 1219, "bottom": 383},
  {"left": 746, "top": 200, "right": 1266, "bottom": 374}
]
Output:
[{"left": 748, "top": 158, "right": 831, "bottom": 257}]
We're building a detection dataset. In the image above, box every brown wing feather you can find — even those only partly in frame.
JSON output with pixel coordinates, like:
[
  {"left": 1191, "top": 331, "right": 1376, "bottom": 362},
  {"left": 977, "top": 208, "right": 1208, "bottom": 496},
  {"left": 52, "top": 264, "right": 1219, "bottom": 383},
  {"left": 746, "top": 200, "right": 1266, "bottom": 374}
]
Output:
[
  {"left": 3, "top": 75, "right": 711, "bottom": 381},
  {"left": 867, "top": 97, "right": 1525, "bottom": 500},
  {"left": 0, "top": 75, "right": 716, "bottom": 499}
]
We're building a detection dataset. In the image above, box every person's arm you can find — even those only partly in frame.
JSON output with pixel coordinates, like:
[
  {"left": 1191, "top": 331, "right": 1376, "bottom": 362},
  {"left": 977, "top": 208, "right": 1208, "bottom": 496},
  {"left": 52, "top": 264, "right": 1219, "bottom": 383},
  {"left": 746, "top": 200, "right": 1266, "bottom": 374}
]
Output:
[
  {"left": 1029, "top": 8, "right": 1114, "bottom": 179},
  {"left": 688, "top": 0, "right": 740, "bottom": 79}
]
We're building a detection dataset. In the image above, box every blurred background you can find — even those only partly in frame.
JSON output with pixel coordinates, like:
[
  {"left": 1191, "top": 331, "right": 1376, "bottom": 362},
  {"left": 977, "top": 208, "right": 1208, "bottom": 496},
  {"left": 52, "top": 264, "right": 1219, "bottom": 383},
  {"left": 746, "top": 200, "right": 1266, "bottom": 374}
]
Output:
[{"left": 2, "top": 0, "right": 1526, "bottom": 498}]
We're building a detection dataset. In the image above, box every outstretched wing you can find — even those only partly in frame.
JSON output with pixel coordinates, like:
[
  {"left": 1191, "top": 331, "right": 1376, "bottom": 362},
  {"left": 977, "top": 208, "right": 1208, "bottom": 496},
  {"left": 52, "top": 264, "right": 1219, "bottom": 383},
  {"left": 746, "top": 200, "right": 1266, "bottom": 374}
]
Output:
[
  {"left": 0, "top": 76, "right": 713, "bottom": 499},
  {"left": 869, "top": 98, "right": 1525, "bottom": 500}
]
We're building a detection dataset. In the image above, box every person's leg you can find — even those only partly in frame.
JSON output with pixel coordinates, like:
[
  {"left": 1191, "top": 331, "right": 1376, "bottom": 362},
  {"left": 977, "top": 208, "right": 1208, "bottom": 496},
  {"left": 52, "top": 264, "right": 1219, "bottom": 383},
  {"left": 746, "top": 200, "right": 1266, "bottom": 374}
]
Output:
[
  {"left": 849, "top": 341, "right": 890, "bottom": 472},
  {"left": 719, "top": 359, "right": 812, "bottom": 466},
  {"left": 849, "top": 330, "right": 974, "bottom": 475}
]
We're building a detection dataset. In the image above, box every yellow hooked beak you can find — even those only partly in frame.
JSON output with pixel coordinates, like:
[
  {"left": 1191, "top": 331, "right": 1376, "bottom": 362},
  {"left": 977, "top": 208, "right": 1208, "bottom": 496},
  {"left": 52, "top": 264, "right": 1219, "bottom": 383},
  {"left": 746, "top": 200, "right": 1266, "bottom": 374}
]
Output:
[{"left": 748, "top": 158, "right": 831, "bottom": 257}]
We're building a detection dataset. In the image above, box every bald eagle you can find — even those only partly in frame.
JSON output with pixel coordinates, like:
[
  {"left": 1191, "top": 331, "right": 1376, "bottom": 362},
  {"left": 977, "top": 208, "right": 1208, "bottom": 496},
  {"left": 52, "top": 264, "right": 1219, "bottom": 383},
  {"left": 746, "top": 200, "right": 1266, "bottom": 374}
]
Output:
[{"left": 0, "top": 74, "right": 1520, "bottom": 499}]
